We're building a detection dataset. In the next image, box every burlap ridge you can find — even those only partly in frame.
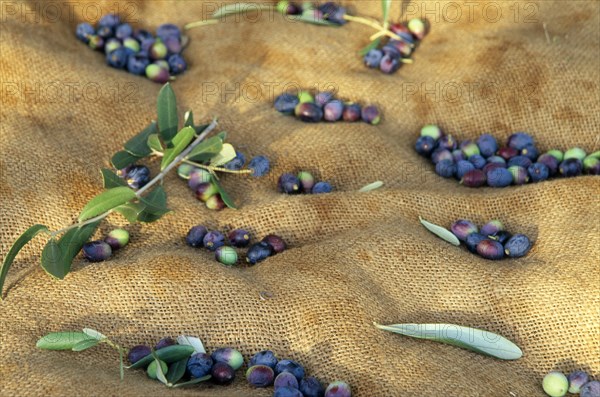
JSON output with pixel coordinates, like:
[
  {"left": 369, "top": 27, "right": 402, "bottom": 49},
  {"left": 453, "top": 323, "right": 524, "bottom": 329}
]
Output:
[{"left": 0, "top": 1, "right": 599, "bottom": 396}]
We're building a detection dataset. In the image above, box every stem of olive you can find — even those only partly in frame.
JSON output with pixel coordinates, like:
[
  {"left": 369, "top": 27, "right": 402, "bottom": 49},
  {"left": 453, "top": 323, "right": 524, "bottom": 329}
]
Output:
[
  {"left": 184, "top": 19, "right": 219, "bottom": 30},
  {"left": 343, "top": 14, "right": 413, "bottom": 45},
  {"left": 50, "top": 118, "right": 219, "bottom": 238}
]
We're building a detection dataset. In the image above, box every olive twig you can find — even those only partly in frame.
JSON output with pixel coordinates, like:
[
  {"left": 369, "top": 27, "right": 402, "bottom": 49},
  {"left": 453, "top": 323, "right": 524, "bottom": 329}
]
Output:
[
  {"left": 183, "top": 19, "right": 219, "bottom": 30},
  {"left": 342, "top": 14, "right": 413, "bottom": 45}
]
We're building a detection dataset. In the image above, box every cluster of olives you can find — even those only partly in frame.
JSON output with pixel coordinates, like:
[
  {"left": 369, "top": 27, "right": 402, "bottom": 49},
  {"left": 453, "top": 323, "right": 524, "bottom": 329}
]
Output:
[
  {"left": 451, "top": 219, "right": 532, "bottom": 260},
  {"left": 186, "top": 225, "right": 287, "bottom": 266},
  {"left": 415, "top": 126, "right": 600, "bottom": 187},
  {"left": 363, "top": 19, "right": 428, "bottom": 74},
  {"left": 81, "top": 229, "right": 129, "bottom": 262},
  {"left": 75, "top": 14, "right": 187, "bottom": 83},
  {"left": 278, "top": 171, "right": 333, "bottom": 195},
  {"left": 177, "top": 153, "right": 270, "bottom": 211},
  {"left": 274, "top": 91, "right": 381, "bottom": 125},
  {"left": 246, "top": 350, "right": 351, "bottom": 397},
  {"left": 542, "top": 370, "right": 598, "bottom": 397},
  {"left": 276, "top": 1, "right": 347, "bottom": 25}
]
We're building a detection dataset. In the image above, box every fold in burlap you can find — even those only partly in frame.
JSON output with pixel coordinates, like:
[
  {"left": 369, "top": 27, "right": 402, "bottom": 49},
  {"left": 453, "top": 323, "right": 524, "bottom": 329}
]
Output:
[{"left": 0, "top": 1, "right": 598, "bottom": 396}]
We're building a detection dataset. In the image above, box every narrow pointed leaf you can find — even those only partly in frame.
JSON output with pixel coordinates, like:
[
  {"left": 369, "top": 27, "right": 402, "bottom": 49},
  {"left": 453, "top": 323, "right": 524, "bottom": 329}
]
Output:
[
  {"left": 166, "top": 358, "right": 189, "bottom": 384},
  {"left": 212, "top": 3, "right": 271, "bottom": 18},
  {"left": 82, "top": 328, "right": 106, "bottom": 340},
  {"left": 124, "top": 121, "right": 158, "bottom": 157},
  {"left": 101, "top": 168, "right": 127, "bottom": 189},
  {"left": 1, "top": 224, "right": 48, "bottom": 300},
  {"left": 374, "top": 323, "right": 522, "bottom": 360},
  {"left": 56, "top": 221, "right": 100, "bottom": 273},
  {"left": 72, "top": 338, "right": 100, "bottom": 352},
  {"left": 139, "top": 186, "right": 169, "bottom": 215},
  {"left": 359, "top": 181, "right": 384, "bottom": 192},
  {"left": 216, "top": 131, "right": 227, "bottom": 141},
  {"left": 119, "top": 348, "right": 125, "bottom": 380},
  {"left": 157, "top": 83, "right": 178, "bottom": 145},
  {"left": 210, "top": 175, "right": 236, "bottom": 209},
  {"left": 136, "top": 208, "right": 171, "bottom": 223},
  {"left": 114, "top": 202, "right": 146, "bottom": 223},
  {"left": 78, "top": 187, "right": 137, "bottom": 222},
  {"left": 151, "top": 351, "right": 169, "bottom": 385},
  {"left": 147, "top": 134, "right": 164, "bottom": 153},
  {"left": 160, "top": 126, "right": 195, "bottom": 170},
  {"left": 172, "top": 375, "right": 211, "bottom": 388},
  {"left": 419, "top": 217, "right": 460, "bottom": 246},
  {"left": 359, "top": 37, "right": 382, "bottom": 56},
  {"left": 127, "top": 345, "right": 195, "bottom": 369},
  {"left": 184, "top": 111, "right": 194, "bottom": 127},
  {"left": 381, "top": 0, "right": 392, "bottom": 26},
  {"left": 186, "top": 136, "right": 223, "bottom": 162},
  {"left": 36, "top": 332, "right": 95, "bottom": 350},
  {"left": 194, "top": 124, "right": 210, "bottom": 135},
  {"left": 210, "top": 143, "right": 237, "bottom": 166},
  {"left": 111, "top": 150, "right": 141, "bottom": 170},
  {"left": 176, "top": 335, "right": 206, "bottom": 354},
  {"left": 40, "top": 239, "right": 65, "bottom": 279}
]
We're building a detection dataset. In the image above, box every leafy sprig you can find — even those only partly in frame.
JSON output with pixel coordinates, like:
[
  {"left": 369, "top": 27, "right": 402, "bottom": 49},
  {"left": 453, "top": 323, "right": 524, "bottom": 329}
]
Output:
[{"left": 0, "top": 83, "right": 256, "bottom": 299}]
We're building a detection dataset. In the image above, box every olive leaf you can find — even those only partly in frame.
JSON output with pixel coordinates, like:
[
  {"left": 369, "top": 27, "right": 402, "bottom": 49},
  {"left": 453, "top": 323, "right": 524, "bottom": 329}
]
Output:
[
  {"left": 151, "top": 351, "right": 169, "bottom": 385},
  {"left": 40, "top": 239, "right": 64, "bottom": 279},
  {"left": 114, "top": 202, "right": 146, "bottom": 223},
  {"left": 119, "top": 348, "right": 125, "bottom": 380},
  {"left": 78, "top": 187, "right": 137, "bottom": 222},
  {"left": 359, "top": 181, "right": 384, "bottom": 192},
  {"left": 54, "top": 221, "right": 101, "bottom": 276},
  {"left": 212, "top": 3, "right": 271, "bottom": 18},
  {"left": 171, "top": 375, "right": 211, "bottom": 388},
  {"left": 127, "top": 345, "right": 195, "bottom": 369},
  {"left": 160, "top": 126, "right": 195, "bottom": 170},
  {"left": 381, "top": 0, "right": 392, "bottom": 25},
  {"left": 0, "top": 224, "right": 49, "bottom": 300},
  {"left": 157, "top": 83, "right": 178, "bottom": 145},
  {"left": 111, "top": 150, "right": 141, "bottom": 170},
  {"left": 210, "top": 175, "right": 237, "bottom": 209},
  {"left": 184, "top": 110, "right": 194, "bottom": 128},
  {"left": 124, "top": 121, "right": 158, "bottom": 157},
  {"left": 139, "top": 186, "right": 169, "bottom": 215},
  {"left": 210, "top": 143, "right": 237, "bottom": 166},
  {"left": 374, "top": 322, "right": 523, "bottom": 360},
  {"left": 291, "top": 14, "right": 338, "bottom": 26},
  {"left": 176, "top": 335, "right": 206, "bottom": 354},
  {"left": 166, "top": 358, "right": 188, "bottom": 384},
  {"left": 82, "top": 328, "right": 106, "bottom": 340},
  {"left": 419, "top": 217, "right": 460, "bottom": 246},
  {"left": 147, "top": 134, "right": 164, "bottom": 153},
  {"left": 101, "top": 168, "right": 127, "bottom": 189},
  {"left": 36, "top": 332, "right": 95, "bottom": 350},
  {"left": 186, "top": 136, "right": 223, "bottom": 162},
  {"left": 72, "top": 338, "right": 100, "bottom": 352}
]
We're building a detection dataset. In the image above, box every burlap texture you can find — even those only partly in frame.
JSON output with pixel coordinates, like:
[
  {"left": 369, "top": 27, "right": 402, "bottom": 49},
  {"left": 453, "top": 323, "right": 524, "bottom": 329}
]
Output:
[{"left": 1, "top": 1, "right": 599, "bottom": 396}]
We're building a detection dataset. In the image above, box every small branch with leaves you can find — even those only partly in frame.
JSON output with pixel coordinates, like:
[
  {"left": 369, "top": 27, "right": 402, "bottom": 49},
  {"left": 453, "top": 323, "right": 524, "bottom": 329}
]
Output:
[{"left": 0, "top": 83, "right": 265, "bottom": 300}]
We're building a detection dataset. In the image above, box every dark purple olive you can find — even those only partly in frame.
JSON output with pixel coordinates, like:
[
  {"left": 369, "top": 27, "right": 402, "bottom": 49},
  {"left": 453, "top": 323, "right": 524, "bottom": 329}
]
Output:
[
  {"left": 295, "top": 103, "right": 323, "bottom": 122},
  {"left": 262, "top": 235, "right": 286, "bottom": 254},
  {"left": 476, "top": 239, "right": 504, "bottom": 260},
  {"left": 460, "top": 169, "right": 486, "bottom": 187},
  {"left": 211, "top": 362, "right": 235, "bottom": 385}
]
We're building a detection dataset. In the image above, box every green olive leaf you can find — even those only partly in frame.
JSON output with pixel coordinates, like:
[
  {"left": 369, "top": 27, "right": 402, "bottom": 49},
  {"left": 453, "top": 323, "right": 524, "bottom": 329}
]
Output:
[
  {"left": 184, "top": 110, "right": 194, "bottom": 128},
  {"left": 55, "top": 221, "right": 100, "bottom": 275},
  {"left": 82, "top": 328, "right": 106, "bottom": 340},
  {"left": 212, "top": 3, "right": 271, "bottom": 18},
  {"left": 381, "top": 0, "right": 392, "bottom": 25},
  {"left": 151, "top": 351, "right": 169, "bottom": 385},
  {"left": 186, "top": 136, "right": 223, "bottom": 163},
  {"left": 359, "top": 181, "right": 384, "bottom": 192},
  {"left": 124, "top": 121, "right": 158, "bottom": 157},
  {"left": 374, "top": 322, "right": 523, "bottom": 360},
  {"left": 171, "top": 375, "right": 211, "bottom": 388},
  {"left": 359, "top": 37, "right": 382, "bottom": 56},
  {"left": 139, "top": 186, "right": 169, "bottom": 215},
  {"left": 78, "top": 187, "right": 137, "bottom": 222},
  {"left": 160, "top": 126, "right": 195, "bottom": 170},
  {"left": 419, "top": 217, "right": 460, "bottom": 246},
  {"left": 147, "top": 134, "right": 164, "bottom": 153},
  {"left": 210, "top": 175, "right": 236, "bottom": 209},
  {"left": 0, "top": 224, "right": 49, "bottom": 300},
  {"left": 166, "top": 358, "right": 188, "bottom": 385},
  {"left": 36, "top": 331, "right": 96, "bottom": 350},
  {"left": 114, "top": 202, "right": 146, "bottom": 223},
  {"left": 101, "top": 168, "right": 127, "bottom": 189},
  {"left": 157, "top": 83, "right": 178, "bottom": 145},
  {"left": 111, "top": 150, "right": 141, "bottom": 170},
  {"left": 209, "top": 143, "right": 237, "bottom": 166},
  {"left": 40, "top": 239, "right": 64, "bottom": 279},
  {"left": 72, "top": 338, "right": 100, "bottom": 352}
]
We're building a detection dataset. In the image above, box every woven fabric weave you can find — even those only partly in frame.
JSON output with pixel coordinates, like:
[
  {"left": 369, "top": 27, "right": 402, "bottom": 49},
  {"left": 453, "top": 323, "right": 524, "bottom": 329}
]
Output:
[{"left": 0, "top": 1, "right": 599, "bottom": 396}]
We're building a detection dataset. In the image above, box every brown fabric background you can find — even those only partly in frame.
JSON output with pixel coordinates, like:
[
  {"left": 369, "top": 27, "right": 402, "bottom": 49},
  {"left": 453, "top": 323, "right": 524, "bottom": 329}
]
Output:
[{"left": 1, "top": 1, "right": 599, "bottom": 396}]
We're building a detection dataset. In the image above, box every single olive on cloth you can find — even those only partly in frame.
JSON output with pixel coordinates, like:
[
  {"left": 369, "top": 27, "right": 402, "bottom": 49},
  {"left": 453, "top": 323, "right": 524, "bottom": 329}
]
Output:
[
  {"left": 274, "top": 90, "right": 382, "bottom": 125},
  {"left": 414, "top": 127, "right": 598, "bottom": 187}
]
